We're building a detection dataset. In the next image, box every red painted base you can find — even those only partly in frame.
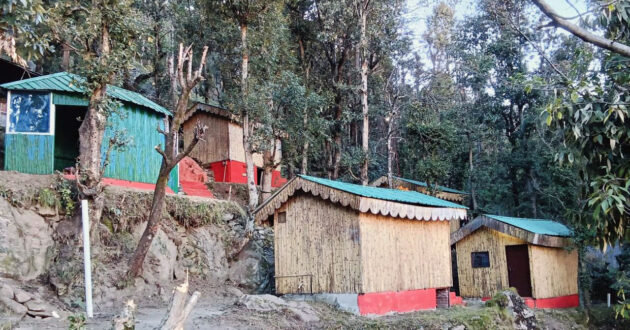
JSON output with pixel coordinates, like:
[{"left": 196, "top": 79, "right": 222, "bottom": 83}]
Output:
[
  {"left": 208, "top": 160, "right": 286, "bottom": 188},
  {"left": 179, "top": 156, "right": 207, "bottom": 183},
  {"left": 524, "top": 297, "right": 536, "bottom": 308},
  {"left": 358, "top": 288, "right": 437, "bottom": 315},
  {"left": 449, "top": 292, "right": 465, "bottom": 306},
  {"left": 63, "top": 175, "right": 174, "bottom": 194},
  {"left": 534, "top": 294, "right": 579, "bottom": 309},
  {"left": 481, "top": 294, "right": 578, "bottom": 309},
  {"left": 180, "top": 180, "right": 214, "bottom": 198}
]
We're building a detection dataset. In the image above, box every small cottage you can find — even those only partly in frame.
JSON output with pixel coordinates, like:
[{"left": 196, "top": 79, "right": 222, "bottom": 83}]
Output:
[
  {"left": 451, "top": 214, "right": 578, "bottom": 308},
  {"left": 371, "top": 176, "right": 468, "bottom": 202},
  {"left": 1, "top": 72, "right": 179, "bottom": 192},
  {"left": 182, "top": 102, "right": 286, "bottom": 187},
  {"left": 371, "top": 176, "right": 469, "bottom": 232},
  {"left": 255, "top": 175, "right": 468, "bottom": 315}
]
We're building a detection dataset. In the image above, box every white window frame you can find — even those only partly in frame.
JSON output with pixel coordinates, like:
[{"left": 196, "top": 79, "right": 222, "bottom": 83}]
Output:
[{"left": 5, "top": 90, "right": 56, "bottom": 136}]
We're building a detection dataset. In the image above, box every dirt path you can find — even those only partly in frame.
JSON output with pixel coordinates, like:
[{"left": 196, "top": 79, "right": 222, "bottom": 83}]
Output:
[{"left": 12, "top": 293, "right": 589, "bottom": 330}]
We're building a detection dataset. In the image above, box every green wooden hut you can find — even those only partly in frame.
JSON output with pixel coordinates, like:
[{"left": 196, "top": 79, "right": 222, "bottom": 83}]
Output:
[{"left": 1, "top": 72, "right": 178, "bottom": 192}]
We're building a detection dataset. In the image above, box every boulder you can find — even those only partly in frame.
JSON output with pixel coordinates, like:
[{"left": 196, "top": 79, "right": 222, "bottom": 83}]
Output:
[
  {"left": 493, "top": 290, "right": 538, "bottom": 330},
  {"left": 181, "top": 227, "right": 228, "bottom": 284},
  {"left": 13, "top": 288, "right": 32, "bottom": 303},
  {"left": 0, "top": 198, "right": 54, "bottom": 280},
  {"left": 0, "top": 295, "right": 27, "bottom": 317},
  {"left": 228, "top": 230, "right": 274, "bottom": 293},
  {"left": 0, "top": 284, "right": 14, "bottom": 300},
  {"left": 24, "top": 299, "right": 47, "bottom": 312},
  {"left": 146, "top": 229, "right": 178, "bottom": 285}
]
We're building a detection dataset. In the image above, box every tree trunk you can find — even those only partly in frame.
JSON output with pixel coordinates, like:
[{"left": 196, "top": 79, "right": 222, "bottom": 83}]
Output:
[
  {"left": 359, "top": 3, "right": 369, "bottom": 186},
  {"left": 127, "top": 170, "right": 170, "bottom": 277},
  {"left": 128, "top": 43, "right": 208, "bottom": 278},
  {"left": 261, "top": 166, "right": 273, "bottom": 201},
  {"left": 261, "top": 142, "right": 276, "bottom": 201},
  {"left": 78, "top": 84, "right": 108, "bottom": 240},
  {"left": 386, "top": 112, "right": 395, "bottom": 189},
  {"left": 300, "top": 107, "right": 309, "bottom": 175},
  {"left": 240, "top": 23, "right": 259, "bottom": 211},
  {"left": 61, "top": 43, "right": 71, "bottom": 71},
  {"left": 468, "top": 140, "right": 478, "bottom": 211},
  {"left": 528, "top": 166, "right": 537, "bottom": 218},
  {"left": 158, "top": 279, "right": 200, "bottom": 330},
  {"left": 301, "top": 141, "right": 309, "bottom": 175},
  {"left": 111, "top": 300, "right": 136, "bottom": 330}
]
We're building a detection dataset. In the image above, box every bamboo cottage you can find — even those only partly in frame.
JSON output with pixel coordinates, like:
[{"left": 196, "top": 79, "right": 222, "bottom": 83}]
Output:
[
  {"left": 182, "top": 102, "right": 286, "bottom": 187},
  {"left": 1, "top": 72, "right": 179, "bottom": 192},
  {"left": 371, "top": 176, "right": 469, "bottom": 232},
  {"left": 255, "top": 175, "right": 468, "bottom": 315},
  {"left": 370, "top": 176, "right": 468, "bottom": 203},
  {"left": 451, "top": 215, "right": 578, "bottom": 308}
]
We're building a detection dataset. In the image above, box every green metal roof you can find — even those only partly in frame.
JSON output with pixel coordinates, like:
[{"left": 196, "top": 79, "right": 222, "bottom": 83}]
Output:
[
  {"left": 1, "top": 72, "right": 170, "bottom": 115},
  {"left": 299, "top": 175, "right": 468, "bottom": 209},
  {"left": 394, "top": 176, "right": 468, "bottom": 195},
  {"left": 485, "top": 214, "right": 572, "bottom": 237}
]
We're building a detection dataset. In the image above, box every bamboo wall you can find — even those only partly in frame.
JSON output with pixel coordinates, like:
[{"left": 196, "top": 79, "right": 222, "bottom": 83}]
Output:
[
  {"left": 227, "top": 122, "right": 281, "bottom": 169},
  {"left": 184, "top": 113, "right": 230, "bottom": 166},
  {"left": 274, "top": 193, "right": 362, "bottom": 294},
  {"left": 359, "top": 213, "right": 452, "bottom": 293},
  {"left": 102, "top": 104, "right": 178, "bottom": 191},
  {"left": 450, "top": 217, "right": 461, "bottom": 233},
  {"left": 456, "top": 227, "right": 526, "bottom": 298},
  {"left": 529, "top": 246, "right": 578, "bottom": 298}
]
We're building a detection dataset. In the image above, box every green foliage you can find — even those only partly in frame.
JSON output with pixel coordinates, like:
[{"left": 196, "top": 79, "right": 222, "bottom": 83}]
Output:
[
  {"left": 0, "top": 0, "right": 51, "bottom": 63},
  {"left": 541, "top": 1, "right": 630, "bottom": 248}
]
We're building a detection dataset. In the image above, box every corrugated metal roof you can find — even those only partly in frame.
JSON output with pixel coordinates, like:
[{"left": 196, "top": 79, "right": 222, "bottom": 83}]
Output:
[
  {"left": 0, "top": 72, "right": 170, "bottom": 115},
  {"left": 485, "top": 215, "right": 572, "bottom": 237},
  {"left": 395, "top": 176, "right": 468, "bottom": 195},
  {"left": 299, "top": 175, "right": 468, "bottom": 209}
]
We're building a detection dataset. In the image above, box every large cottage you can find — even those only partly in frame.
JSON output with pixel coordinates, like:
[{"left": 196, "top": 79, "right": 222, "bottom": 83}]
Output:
[{"left": 255, "top": 175, "right": 467, "bottom": 315}]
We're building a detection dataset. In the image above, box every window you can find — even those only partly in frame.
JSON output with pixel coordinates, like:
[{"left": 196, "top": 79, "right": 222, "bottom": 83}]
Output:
[
  {"left": 7, "top": 92, "right": 52, "bottom": 134},
  {"left": 471, "top": 251, "right": 490, "bottom": 268},
  {"left": 277, "top": 211, "right": 286, "bottom": 224}
]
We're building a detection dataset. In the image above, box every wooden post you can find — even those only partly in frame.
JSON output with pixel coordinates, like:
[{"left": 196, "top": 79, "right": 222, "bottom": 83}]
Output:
[{"left": 81, "top": 200, "right": 94, "bottom": 318}]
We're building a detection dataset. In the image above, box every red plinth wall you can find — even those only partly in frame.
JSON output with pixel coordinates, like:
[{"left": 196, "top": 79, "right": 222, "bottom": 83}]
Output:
[
  {"left": 534, "top": 294, "right": 579, "bottom": 309},
  {"left": 209, "top": 160, "right": 286, "bottom": 188},
  {"left": 63, "top": 175, "right": 174, "bottom": 194},
  {"left": 481, "top": 294, "right": 579, "bottom": 309},
  {"left": 358, "top": 288, "right": 437, "bottom": 315}
]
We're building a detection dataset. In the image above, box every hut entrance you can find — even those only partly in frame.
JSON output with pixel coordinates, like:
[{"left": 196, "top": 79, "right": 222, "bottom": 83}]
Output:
[
  {"left": 54, "top": 106, "right": 84, "bottom": 172},
  {"left": 505, "top": 245, "right": 532, "bottom": 297}
]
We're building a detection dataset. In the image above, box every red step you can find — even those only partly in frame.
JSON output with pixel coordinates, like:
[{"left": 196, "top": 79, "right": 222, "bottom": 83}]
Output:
[{"left": 180, "top": 180, "right": 214, "bottom": 198}]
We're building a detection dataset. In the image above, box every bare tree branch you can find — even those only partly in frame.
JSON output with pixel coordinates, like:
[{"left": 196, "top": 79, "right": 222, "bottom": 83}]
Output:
[{"left": 531, "top": 0, "right": 630, "bottom": 57}]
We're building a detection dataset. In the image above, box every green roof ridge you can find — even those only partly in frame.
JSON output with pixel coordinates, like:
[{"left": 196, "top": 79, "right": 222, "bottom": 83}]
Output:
[
  {"left": 299, "top": 175, "right": 467, "bottom": 209},
  {"left": 485, "top": 214, "right": 572, "bottom": 237},
  {"left": 1, "top": 72, "right": 170, "bottom": 116},
  {"left": 393, "top": 176, "right": 468, "bottom": 195}
]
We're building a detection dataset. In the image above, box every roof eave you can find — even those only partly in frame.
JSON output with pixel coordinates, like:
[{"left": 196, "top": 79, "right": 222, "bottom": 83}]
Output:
[
  {"left": 450, "top": 215, "right": 571, "bottom": 248},
  {"left": 254, "top": 177, "right": 467, "bottom": 223}
]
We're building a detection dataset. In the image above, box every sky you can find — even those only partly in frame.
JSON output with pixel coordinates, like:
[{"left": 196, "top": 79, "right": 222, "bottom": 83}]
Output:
[{"left": 405, "top": 0, "right": 589, "bottom": 52}]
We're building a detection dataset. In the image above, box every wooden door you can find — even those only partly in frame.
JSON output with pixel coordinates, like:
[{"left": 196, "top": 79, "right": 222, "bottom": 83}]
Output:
[{"left": 505, "top": 245, "right": 532, "bottom": 297}]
